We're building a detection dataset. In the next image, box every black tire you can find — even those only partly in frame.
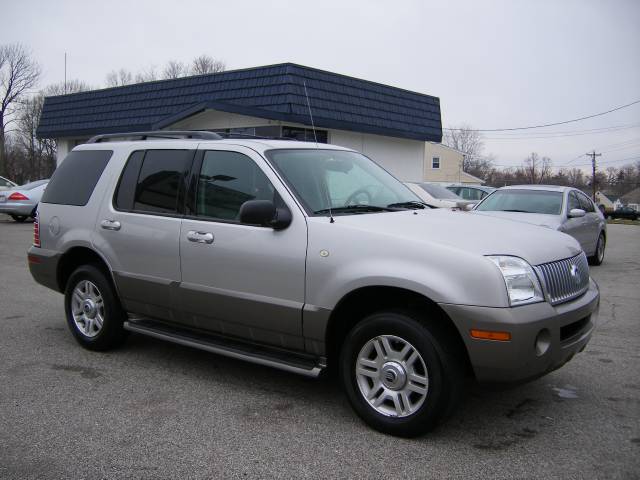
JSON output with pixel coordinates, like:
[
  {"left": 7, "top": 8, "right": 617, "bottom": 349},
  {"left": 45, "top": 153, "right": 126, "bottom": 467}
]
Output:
[
  {"left": 10, "top": 214, "right": 27, "bottom": 222},
  {"left": 588, "top": 232, "right": 606, "bottom": 266},
  {"left": 64, "top": 264, "right": 127, "bottom": 351},
  {"left": 339, "top": 310, "right": 465, "bottom": 437}
]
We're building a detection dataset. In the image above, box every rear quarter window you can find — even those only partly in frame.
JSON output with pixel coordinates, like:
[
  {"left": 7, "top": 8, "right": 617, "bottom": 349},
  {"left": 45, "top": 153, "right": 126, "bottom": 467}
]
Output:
[{"left": 42, "top": 150, "right": 113, "bottom": 206}]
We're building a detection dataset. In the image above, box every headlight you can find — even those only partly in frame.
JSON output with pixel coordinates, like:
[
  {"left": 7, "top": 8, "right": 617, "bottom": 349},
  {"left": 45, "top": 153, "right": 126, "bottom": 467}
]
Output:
[{"left": 487, "top": 256, "right": 544, "bottom": 306}]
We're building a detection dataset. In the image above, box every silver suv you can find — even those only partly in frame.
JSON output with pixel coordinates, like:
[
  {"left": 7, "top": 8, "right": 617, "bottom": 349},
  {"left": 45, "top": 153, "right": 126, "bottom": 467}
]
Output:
[{"left": 28, "top": 131, "right": 599, "bottom": 437}]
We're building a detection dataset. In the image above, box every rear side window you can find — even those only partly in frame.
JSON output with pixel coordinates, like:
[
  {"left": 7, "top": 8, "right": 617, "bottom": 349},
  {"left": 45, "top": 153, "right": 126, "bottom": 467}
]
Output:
[
  {"left": 42, "top": 150, "right": 113, "bottom": 206},
  {"left": 114, "top": 149, "right": 192, "bottom": 214}
]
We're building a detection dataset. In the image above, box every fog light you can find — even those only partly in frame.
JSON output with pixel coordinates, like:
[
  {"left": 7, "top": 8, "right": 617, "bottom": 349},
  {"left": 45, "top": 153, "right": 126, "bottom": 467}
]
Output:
[{"left": 535, "top": 329, "right": 551, "bottom": 356}]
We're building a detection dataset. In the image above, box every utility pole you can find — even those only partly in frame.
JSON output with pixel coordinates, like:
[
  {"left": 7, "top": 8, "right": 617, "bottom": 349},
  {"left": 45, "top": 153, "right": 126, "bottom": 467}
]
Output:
[{"left": 586, "top": 151, "right": 601, "bottom": 201}]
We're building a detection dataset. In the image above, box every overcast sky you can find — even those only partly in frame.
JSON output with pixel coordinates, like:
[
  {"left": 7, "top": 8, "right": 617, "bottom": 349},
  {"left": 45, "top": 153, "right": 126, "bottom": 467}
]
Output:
[{"left": 2, "top": 0, "right": 639, "bottom": 169}]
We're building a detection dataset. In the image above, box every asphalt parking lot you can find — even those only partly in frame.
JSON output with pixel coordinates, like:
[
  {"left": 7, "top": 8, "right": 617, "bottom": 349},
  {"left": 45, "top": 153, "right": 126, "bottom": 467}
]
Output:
[{"left": 0, "top": 215, "right": 638, "bottom": 479}]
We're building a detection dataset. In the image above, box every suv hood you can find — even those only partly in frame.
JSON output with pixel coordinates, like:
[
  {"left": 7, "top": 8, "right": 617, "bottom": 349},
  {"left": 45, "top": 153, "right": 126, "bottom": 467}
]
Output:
[{"left": 325, "top": 208, "right": 580, "bottom": 265}]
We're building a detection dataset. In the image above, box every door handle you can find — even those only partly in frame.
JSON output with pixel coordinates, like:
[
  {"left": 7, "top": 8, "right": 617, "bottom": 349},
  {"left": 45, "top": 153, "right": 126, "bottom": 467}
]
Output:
[
  {"left": 101, "top": 219, "right": 121, "bottom": 231},
  {"left": 187, "top": 231, "right": 214, "bottom": 244}
]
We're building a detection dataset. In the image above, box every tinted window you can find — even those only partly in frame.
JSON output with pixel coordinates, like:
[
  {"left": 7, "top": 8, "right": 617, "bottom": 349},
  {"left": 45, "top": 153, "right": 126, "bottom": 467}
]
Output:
[
  {"left": 133, "top": 150, "right": 191, "bottom": 214},
  {"left": 42, "top": 150, "right": 112, "bottom": 206},
  {"left": 114, "top": 151, "right": 144, "bottom": 210},
  {"left": 476, "top": 189, "right": 564, "bottom": 215},
  {"left": 197, "top": 151, "right": 275, "bottom": 221}
]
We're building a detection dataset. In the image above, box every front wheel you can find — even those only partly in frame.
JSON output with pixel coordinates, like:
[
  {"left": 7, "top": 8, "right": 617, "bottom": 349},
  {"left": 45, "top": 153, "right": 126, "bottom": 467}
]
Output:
[
  {"left": 588, "top": 232, "right": 606, "bottom": 266},
  {"left": 340, "top": 310, "right": 464, "bottom": 437},
  {"left": 64, "top": 265, "right": 127, "bottom": 351}
]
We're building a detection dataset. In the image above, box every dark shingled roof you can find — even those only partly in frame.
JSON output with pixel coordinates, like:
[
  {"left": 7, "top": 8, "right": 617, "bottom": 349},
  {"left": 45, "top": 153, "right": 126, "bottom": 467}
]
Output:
[{"left": 37, "top": 63, "right": 442, "bottom": 142}]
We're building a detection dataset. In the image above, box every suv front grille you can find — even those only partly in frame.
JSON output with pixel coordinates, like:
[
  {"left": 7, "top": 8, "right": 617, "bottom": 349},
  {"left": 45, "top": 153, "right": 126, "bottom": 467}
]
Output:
[{"left": 536, "top": 253, "right": 590, "bottom": 305}]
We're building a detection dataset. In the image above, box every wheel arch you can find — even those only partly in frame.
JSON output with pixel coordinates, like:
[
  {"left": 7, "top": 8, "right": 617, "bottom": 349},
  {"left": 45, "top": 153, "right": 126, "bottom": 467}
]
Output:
[
  {"left": 324, "top": 285, "right": 473, "bottom": 376},
  {"left": 57, "top": 246, "right": 118, "bottom": 294}
]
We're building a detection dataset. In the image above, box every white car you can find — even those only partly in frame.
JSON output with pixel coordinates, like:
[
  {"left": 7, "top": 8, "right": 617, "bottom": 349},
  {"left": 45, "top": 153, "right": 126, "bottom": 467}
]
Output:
[
  {"left": 0, "top": 176, "right": 18, "bottom": 192},
  {"left": 0, "top": 179, "right": 49, "bottom": 222},
  {"left": 405, "top": 182, "right": 473, "bottom": 209}
]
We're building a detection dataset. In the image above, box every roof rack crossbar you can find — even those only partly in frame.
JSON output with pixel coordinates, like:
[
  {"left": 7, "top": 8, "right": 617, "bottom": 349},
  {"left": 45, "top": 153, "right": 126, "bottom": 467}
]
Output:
[{"left": 86, "top": 130, "right": 223, "bottom": 143}]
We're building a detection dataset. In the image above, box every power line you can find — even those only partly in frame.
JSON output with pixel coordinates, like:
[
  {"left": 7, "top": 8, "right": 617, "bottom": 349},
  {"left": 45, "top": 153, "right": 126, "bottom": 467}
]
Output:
[
  {"left": 444, "top": 99, "right": 640, "bottom": 132},
  {"left": 483, "top": 124, "right": 640, "bottom": 140}
]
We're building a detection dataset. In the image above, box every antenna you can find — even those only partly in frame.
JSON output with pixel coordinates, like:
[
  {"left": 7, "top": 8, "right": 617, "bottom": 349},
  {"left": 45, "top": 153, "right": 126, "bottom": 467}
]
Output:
[
  {"left": 303, "top": 80, "right": 319, "bottom": 147},
  {"left": 303, "top": 80, "right": 333, "bottom": 223},
  {"left": 64, "top": 52, "right": 67, "bottom": 94}
]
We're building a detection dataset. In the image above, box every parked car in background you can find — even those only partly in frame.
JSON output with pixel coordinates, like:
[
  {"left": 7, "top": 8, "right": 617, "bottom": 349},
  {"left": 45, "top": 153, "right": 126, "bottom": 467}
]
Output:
[
  {"left": 0, "top": 179, "right": 49, "bottom": 222},
  {"left": 405, "top": 182, "right": 473, "bottom": 209},
  {"left": 0, "top": 176, "right": 18, "bottom": 192},
  {"left": 471, "top": 185, "right": 607, "bottom": 265},
  {"left": 609, "top": 206, "right": 639, "bottom": 220},
  {"left": 447, "top": 184, "right": 496, "bottom": 202}
]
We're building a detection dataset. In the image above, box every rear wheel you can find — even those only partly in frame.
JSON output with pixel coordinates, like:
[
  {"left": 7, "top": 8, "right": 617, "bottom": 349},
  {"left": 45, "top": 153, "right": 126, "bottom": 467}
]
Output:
[
  {"left": 10, "top": 215, "right": 27, "bottom": 222},
  {"left": 339, "top": 310, "right": 464, "bottom": 437},
  {"left": 588, "top": 232, "right": 606, "bottom": 266},
  {"left": 64, "top": 265, "right": 127, "bottom": 351}
]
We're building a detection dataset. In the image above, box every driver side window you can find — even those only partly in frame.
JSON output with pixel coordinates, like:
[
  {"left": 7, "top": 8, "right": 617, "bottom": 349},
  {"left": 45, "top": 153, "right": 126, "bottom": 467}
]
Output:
[
  {"left": 196, "top": 151, "right": 276, "bottom": 222},
  {"left": 568, "top": 192, "right": 581, "bottom": 212}
]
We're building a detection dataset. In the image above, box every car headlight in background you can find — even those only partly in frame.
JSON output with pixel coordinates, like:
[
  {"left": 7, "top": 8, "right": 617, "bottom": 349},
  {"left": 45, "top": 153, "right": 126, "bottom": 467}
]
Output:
[{"left": 487, "top": 256, "right": 544, "bottom": 306}]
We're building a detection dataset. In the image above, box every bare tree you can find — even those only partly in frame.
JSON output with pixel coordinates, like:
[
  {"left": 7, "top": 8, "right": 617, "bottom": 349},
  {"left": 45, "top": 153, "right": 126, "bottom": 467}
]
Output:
[
  {"left": 0, "top": 43, "right": 41, "bottom": 176},
  {"left": 135, "top": 65, "right": 158, "bottom": 83},
  {"left": 44, "top": 79, "right": 91, "bottom": 96},
  {"left": 190, "top": 55, "right": 225, "bottom": 75},
  {"left": 443, "top": 124, "right": 494, "bottom": 180},
  {"left": 521, "top": 152, "right": 552, "bottom": 184},
  {"left": 163, "top": 60, "right": 186, "bottom": 79},
  {"left": 105, "top": 69, "right": 133, "bottom": 87}
]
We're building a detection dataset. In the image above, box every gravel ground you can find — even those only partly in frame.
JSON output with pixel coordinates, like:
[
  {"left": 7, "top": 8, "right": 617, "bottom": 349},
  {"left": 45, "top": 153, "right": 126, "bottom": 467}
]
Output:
[{"left": 0, "top": 215, "right": 638, "bottom": 479}]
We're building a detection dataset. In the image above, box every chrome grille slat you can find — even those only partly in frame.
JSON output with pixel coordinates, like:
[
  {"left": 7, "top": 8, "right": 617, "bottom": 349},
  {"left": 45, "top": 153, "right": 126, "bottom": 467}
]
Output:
[{"left": 537, "top": 253, "right": 590, "bottom": 305}]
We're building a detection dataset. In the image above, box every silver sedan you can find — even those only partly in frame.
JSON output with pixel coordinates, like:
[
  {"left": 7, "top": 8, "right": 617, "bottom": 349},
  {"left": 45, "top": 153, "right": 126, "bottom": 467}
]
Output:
[
  {"left": 470, "top": 185, "right": 607, "bottom": 265},
  {"left": 0, "top": 179, "right": 49, "bottom": 222}
]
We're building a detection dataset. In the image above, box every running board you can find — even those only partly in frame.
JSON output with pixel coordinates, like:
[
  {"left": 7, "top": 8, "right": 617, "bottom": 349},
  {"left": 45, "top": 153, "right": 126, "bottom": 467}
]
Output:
[{"left": 123, "top": 320, "right": 325, "bottom": 378}]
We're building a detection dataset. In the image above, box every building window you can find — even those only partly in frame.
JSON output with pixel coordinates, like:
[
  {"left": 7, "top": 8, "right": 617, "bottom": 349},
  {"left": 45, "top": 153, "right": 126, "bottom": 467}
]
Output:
[
  {"left": 282, "top": 126, "right": 328, "bottom": 143},
  {"left": 432, "top": 157, "right": 440, "bottom": 169}
]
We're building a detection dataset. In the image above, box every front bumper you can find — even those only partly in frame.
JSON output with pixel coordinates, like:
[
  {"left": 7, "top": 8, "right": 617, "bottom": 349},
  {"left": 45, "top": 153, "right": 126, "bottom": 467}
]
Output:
[{"left": 440, "top": 278, "right": 599, "bottom": 383}]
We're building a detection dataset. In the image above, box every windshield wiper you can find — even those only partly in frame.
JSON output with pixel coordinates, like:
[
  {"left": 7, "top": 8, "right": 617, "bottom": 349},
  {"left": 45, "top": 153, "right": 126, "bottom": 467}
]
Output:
[
  {"left": 314, "top": 205, "right": 396, "bottom": 215},
  {"left": 501, "top": 209, "right": 534, "bottom": 213},
  {"left": 386, "top": 201, "right": 429, "bottom": 209}
]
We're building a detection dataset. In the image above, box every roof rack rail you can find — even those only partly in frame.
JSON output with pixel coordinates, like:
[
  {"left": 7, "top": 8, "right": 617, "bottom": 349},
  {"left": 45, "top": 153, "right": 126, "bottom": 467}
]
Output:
[
  {"left": 215, "top": 132, "right": 299, "bottom": 141},
  {"left": 86, "top": 130, "right": 222, "bottom": 143}
]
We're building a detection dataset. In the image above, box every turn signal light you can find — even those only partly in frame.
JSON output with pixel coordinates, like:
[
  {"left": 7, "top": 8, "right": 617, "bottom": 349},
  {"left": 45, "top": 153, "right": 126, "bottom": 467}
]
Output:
[
  {"left": 470, "top": 329, "right": 511, "bottom": 341},
  {"left": 8, "top": 192, "right": 29, "bottom": 201}
]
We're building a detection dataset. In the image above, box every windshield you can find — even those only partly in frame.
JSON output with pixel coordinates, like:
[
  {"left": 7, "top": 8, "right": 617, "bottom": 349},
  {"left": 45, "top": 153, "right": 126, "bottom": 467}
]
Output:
[
  {"left": 20, "top": 179, "right": 48, "bottom": 190},
  {"left": 418, "top": 183, "right": 462, "bottom": 200},
  {"left": 267, "top": 149, "right": 421, "bottom": 215},
  {"left": 475, "top": 189, "right": 564, "bottom": 215}
]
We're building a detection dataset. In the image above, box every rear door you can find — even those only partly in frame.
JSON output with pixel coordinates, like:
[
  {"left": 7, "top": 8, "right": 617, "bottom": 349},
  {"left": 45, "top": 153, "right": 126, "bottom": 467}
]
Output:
[
  {"left": 178, "top": 146, "right": 307, "bottom": 351},
  {"left": 94, "top": 146, "right": 194, "bottom": 324}
]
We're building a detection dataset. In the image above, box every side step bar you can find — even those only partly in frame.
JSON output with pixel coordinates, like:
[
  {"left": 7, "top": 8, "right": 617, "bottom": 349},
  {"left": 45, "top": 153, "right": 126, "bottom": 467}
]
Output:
[{"left": 123, "top": 320, "right": 325, "bottom": 378}]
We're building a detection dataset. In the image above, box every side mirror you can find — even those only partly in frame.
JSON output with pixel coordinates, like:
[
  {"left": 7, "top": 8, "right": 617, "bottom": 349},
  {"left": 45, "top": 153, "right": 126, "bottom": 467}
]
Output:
[
  {"left": 239, "top": 200, "right": 292, "bottom": 230},
  {"left": 568, "top": 208, "right": 586, "bottom": 218}
]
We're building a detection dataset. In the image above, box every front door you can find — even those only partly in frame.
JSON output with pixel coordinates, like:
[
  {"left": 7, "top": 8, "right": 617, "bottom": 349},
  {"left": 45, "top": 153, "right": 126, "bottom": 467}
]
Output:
[
  {"left": 178, "top": 147, "right": 307, "bottom": 351},
  {"left": 564, "top": 191, "right": 590, "bottom": 251}
]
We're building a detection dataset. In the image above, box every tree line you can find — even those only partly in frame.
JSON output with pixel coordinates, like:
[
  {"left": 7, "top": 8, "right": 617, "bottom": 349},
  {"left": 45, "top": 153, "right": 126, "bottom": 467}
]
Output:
[
  {"left": 0, "top": 43, "right": 225, "bottom": 184},
  {"left": 445, "top": 125, "right": 640, "bottom": 198}
]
